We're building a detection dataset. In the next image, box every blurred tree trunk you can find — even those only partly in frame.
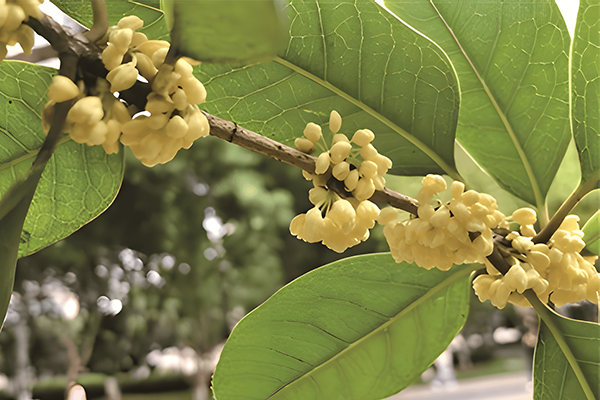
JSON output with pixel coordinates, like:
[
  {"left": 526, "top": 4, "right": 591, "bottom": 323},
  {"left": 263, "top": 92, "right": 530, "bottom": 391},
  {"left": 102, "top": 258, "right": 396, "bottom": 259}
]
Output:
[
  {"left": 13, "top": 320, "right": 32, "bottom": 400},
  {"left": 104, "top": 377, "right": 122, "bottom": 400},
  {"left": 191, "top": 368, "right": 211, "bottom": 400}
]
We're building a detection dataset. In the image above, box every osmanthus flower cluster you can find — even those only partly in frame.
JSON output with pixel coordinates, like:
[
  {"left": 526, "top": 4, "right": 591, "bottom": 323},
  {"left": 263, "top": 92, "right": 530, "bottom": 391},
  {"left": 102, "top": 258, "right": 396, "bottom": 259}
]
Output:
[
  {"left": 0, "top": 0, "right": 41, "bottom": 61},
  {"left": 42, "top": 16, "right": 209, "bottom": 167},
  {"left": 289, "top": 111, "right": 391, "bottom": 253},
  {"left": 378, "top": 175, "right": 506, "bottom": 271},
  {"left": 101, "top": 16, "right": 209, "bottom": 166},
  {"left": 473, "top": 210, "right": 600, "bottom": 309}
]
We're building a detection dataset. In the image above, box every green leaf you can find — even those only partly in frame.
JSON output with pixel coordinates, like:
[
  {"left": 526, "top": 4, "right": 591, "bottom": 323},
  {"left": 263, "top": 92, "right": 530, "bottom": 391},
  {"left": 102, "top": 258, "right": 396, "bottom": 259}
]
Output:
[
  {"left": 0, "top": 61, "right": 124, "bottom": 257},
  {"left": 163, "top": 0, "right": 288, "bottom": 64},
  {"left": 571, "top": 1, "right": 600, "bottom": 186},
  {"left": 534, "top": 311, "right": 599, "bottom": 400},
  {"left": 51, "top": 0, "right": 169, "bottom": 40},
  {"left": 383, "top": 0, "right": 571, "bottom": 209},
  {"left": 212, "top": 254, "right": 475, "bottom": 400},
  {"left": 0, "top": 169, "right": 42, "bottom": 330},
  {"left": 196, "top": 0, "right": 461, "bottom": 178},
  {"left": 581, "top": 210, "right": 600, "bottom": 256}
]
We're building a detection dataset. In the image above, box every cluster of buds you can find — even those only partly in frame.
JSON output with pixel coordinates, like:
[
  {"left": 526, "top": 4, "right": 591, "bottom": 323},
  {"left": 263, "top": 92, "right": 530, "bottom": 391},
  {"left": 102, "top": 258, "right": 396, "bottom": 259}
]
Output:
[
  {"left": 297, "top": 112, "right": 392, "bottom": 202},
  {"left": 290, "top": 111, "right": 389, "bottom": 252},
  {"left": 42, "top": 76, "right": 132, "bottom": 155},
  {"left": 473, "top": 209, "right": 599, "bottom": 309},
  {"left": 42, "top": 16, "right": 209, "bottom": 167},
  {"left": 379, "top": 175, "right": 507, "bottom": 271},
  {"left": 0, "top": 0, "right": 41, "bottom": 61},
  {"left": 100, "top": 16, "right": 209, "bottom": 166}
]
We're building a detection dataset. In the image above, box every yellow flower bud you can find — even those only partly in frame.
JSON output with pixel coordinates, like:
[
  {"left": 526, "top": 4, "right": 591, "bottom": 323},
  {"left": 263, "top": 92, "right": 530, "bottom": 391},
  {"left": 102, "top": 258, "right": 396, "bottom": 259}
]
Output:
[
  {"left": 102, "top": 44, "right": 124, "bottom": 71},
  {"left": 134, "top": 52, "right": 158, "bottom": 80},
  {"left": 145, "top": 93, "right": 174, "bottom": 114},
  {"left": 328, "top": 199, "right": 356, "bottom": 234},
  {"left": 289, "top": 214, "right": 306, "bottom": 237},
  {"left": 152, "top": 47, "right": 168, "bottom": 68},
  {"left": 308, "top": 187, "right": 328, "bottom": 207},
  {"left": 429, "top": 206, "right": 450, "bottom": 228},
  {"left": 5, "top": 5, "right": 25, "bottom": 32},
  {"left": 353, "top": 177, "right": 375, "bottom": 201},
  {"left": 351, "top": 129, "right": 375, "bottom": 146},
  {"left": 315, "top": 152, "right": 330, "bottom": 174},
  {"left": 332, "top": 161, "right": 350, "bottom": 180},
  {"left": 504, "top": 263, "right": 528, "bottom": 293},
  {"left": 136, "top": 40, "right": 170, "bottom": 58},
  {"left": 359, "top": 143, "right": 378, "bottom": 160},
  {"left": 356, "top": 200, "right": 379, "bottom": 224},
  {"left": 109, "top": 28, "right": 133, "bottom": 52},
  {"left": 512, "top": 208, "right": 537, "bottom": 226},
  {"left": 166, "top": 115, "right": 189, "bottom": 138},
  {"left": 67, "top": 96, "right": 104, "bottom": 125},
  {"left": 329, "top": 110, "right": 342, "bottom": 133},
  {"left": 330, "top": 141, "right": 352, "bottom": 164},
  {"left": 177, "top": 77, "right": 205, "bottom": 105},
  {"left": 293, "top": 137, "right": 314, "bottom": 154},
  {"left": 15, "top": 24, "right": 34, "bottom": 54},
  {"left": 47, "top": 75, "right": 79, "bottom": 103},
  {"left": 423, "top": 174, "right": 447, "bottom": 193},
  {"left": 131, "top": 32, "right": 148, "bottom": 47},
  {"left": 106, "top": 63, "right": 138, "bottom": 93},
  {"left": 303, "top": 123, "right": 322, "bottom": 143},
  {"left": 461, "top": 190, "right": 480, "bottom": 206},
  {"left": 344, "top": 169, "right": 359, "bottom": 191},
  {"left": 117, "top": 15, "right": 144, "bottom": 30},
  {"left": 359, "top": 160, "right": 378, "bottom": 179},
  {"left": 18, "top": 0, "right": 42, "bottom": 19}
]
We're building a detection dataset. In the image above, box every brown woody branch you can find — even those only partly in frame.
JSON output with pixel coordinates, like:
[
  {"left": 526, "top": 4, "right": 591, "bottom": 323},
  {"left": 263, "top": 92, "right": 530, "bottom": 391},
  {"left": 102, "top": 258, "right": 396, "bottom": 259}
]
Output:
[{"left": 204, "top": 112, "right": 419, "bottom": 215}]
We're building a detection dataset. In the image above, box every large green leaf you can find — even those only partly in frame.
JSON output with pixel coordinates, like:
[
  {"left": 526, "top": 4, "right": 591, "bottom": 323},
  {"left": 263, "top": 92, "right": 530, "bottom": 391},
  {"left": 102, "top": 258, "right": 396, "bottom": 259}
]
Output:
[
  {"left": 534, "top": 311, "right": 599, "bottom": 400},
  {"left": 581, "top": 210, "right": 600, "bottom": 256},
  {"left": 571, "top": 1, "right": 600, "bottom": 187},
  {"left": 212, "top": 254, "right": 475, "bottom": 400},
  {"left": 51, "top": 0, "right": 169, "bottom": 40},
  {"left": 197, "top": 0, "right": 461, "bottom": 178},
  {"left": 163, "top": 0, "right": 288, "bottom": 64},
  {"left": 384, "top": 0, "right": 571, "bottom": 209},
  {"left": 0, "top": 61, "right": 124, "bottom": 257}
]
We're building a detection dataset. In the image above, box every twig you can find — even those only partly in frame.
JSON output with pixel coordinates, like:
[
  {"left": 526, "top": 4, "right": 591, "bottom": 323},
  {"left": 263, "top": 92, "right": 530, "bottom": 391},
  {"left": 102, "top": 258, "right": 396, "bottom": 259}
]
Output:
[
  {"left": 82, "top": 0, "right": 108, "bottom": 42},
  {"left": 533, "top": 171, "right": 600, "bottom": 244},
  {"left": 204, "top": 112, "right": 420, "bottom": 215}
]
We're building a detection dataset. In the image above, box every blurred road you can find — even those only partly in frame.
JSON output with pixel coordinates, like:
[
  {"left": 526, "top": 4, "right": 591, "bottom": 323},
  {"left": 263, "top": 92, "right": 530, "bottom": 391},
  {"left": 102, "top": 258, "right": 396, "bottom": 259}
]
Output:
[{"left": 387, "top": 372, "right": 532, "bottom": 400}]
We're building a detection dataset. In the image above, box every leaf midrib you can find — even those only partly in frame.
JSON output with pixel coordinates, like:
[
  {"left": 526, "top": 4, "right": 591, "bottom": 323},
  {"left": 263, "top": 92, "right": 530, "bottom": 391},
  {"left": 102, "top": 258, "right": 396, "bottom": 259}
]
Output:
[
  {"left": 427, "top": 0, "right": 546, "bottom": 214},
  {"left": 265, "top": 264, "right": 477, "bottom": 399},
  {"left": 0, "top": 136, "right": 71, "bottom": 174},
  {"left": 273, "top": 56, "right": 461, "bottom": 181}
]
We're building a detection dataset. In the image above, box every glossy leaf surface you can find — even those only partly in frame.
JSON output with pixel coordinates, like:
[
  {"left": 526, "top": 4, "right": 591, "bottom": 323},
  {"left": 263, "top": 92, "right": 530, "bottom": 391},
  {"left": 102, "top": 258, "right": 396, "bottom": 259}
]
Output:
[
  {"left": 52, "top": 0, "right": 169, "bottom": 40},
  {"left": 213, "top": 254, "right": 475, "bottom": 400},
  {"left": 534, "top": 311, "right": 599, "bottom": 400},
  {"left": 197, "top": 0, "right": 461, "bottom": 178},
  {"left": 0, "top": 61, "right": 124, "bottom": 257},
  {"left": 383, "top": 0, "right": 571, "bottom": 208},
  {"left": 571, "top": 1, "right": 599, "bottom": 186},
  {"left": 163, "top": 0, "right": 288, "bottom": 64},
  {"left": 581, "top": 210, "right": 600, "bottom": 256}
]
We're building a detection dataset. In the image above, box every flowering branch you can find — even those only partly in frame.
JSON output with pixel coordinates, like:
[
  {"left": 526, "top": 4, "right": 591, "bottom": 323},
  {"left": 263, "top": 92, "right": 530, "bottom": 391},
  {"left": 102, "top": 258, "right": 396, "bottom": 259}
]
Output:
[{"left": 204, "top": 112, "right": 419, "bottom": 215}]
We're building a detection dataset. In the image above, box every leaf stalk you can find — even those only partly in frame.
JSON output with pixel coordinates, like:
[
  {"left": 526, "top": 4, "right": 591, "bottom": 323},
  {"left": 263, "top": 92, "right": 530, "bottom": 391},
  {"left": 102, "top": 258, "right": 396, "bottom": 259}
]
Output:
[
  {"left": 533, "top": 171, "right": 600, "bottom": 244},
  {"left": 524, "top": 291, "right": 596, "bottom": 400}
]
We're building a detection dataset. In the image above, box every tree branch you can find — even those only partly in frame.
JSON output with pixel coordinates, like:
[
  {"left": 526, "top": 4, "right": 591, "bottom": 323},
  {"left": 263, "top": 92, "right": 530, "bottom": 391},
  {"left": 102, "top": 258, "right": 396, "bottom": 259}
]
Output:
[{"left": 204, "top": 112, "right": 419, "bottom": 215}]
